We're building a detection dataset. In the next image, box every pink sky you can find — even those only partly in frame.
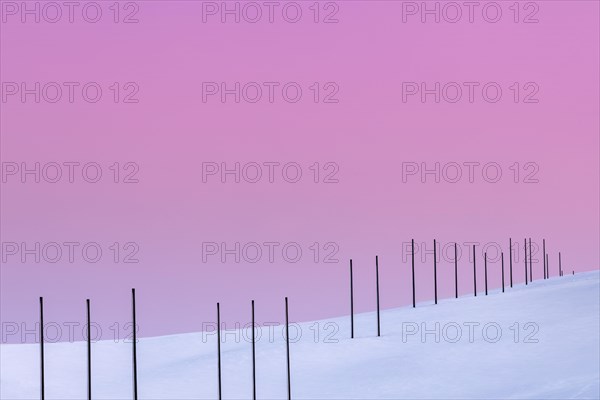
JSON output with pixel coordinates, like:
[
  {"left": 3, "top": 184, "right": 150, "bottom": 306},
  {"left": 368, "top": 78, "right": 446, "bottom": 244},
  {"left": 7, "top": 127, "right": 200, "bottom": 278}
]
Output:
[{"left": 1, "top": 1, "right": 599, "bottom": 343}]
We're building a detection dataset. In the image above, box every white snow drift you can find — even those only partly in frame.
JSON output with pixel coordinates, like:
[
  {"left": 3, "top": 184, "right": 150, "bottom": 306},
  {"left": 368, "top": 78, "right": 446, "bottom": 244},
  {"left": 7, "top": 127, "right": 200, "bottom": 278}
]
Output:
[{"left": 1, "top": 271, "right": 599, "bottom": 399}]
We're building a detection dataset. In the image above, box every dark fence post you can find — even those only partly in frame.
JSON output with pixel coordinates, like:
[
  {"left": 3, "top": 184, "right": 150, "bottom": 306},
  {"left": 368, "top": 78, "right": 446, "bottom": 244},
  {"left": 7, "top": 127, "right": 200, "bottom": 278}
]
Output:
[
  {"left": 473, "top": 245, "right": 477, "bottom": 297},
  {"left": 285, "top": 297, "right": 291, "bottom": 400},
  {"left": 350, "top": 259, "right": 354, "bottom": 339},
  {"left": 559, "top": 252, "right": 562, "bottom": 277},
  {"left": 40, "top": 297, "right": 45, "bottom": 400},
  {"left": 528, "top": 238, "right": 533, "bottom": 282},
  {"left": 454, "top": 243, "right": 458, "bottom": 299},
  {"left": 131, "top": 289, "right": 138, "bottom": 400},
  {"left": 411, "top": 239, "right": 416, "bottom": 308},
  {"left": 375, "top": 256, "right": 381, "bottom": 337},
  {"left": 252, "top": 300, "right": 256, "bottom": 400},
  {"left": 543, "top": 239, "right": 547, "bottom": 279},
  {"left": 217, "top": 302, "right": 222, "bottom": 400},
  {"left": 87, "top": 299, "right": 92, "bottom": 400},
  {"left": 434, "top": 239, "right": 438, "bottom": 305},
  {"left": 484, "top": 252, "right": 488, "bottom": 296},
  {"left": 524, "top": 239, "right": 528, "bottom": 285}
]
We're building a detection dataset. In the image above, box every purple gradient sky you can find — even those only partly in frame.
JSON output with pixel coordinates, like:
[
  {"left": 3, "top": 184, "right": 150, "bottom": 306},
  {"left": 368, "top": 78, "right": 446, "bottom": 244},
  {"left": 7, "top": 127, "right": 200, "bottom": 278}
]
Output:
[{"left": 1, "top": 1, "right": 599, "bottom": 343}]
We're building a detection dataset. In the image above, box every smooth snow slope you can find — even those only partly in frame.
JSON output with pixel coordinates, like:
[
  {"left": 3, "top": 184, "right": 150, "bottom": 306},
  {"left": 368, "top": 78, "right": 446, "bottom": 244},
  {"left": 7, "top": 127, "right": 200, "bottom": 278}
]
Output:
[{"left": 2, "top": 271, "right": 599, "bottom": 399}]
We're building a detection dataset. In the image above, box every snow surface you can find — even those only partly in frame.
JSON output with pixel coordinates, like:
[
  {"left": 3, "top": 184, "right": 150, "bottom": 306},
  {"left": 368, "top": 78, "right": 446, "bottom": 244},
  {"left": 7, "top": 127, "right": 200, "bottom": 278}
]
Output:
[{"left": 2, "top": 271, "right": 599, "bottom": 399}]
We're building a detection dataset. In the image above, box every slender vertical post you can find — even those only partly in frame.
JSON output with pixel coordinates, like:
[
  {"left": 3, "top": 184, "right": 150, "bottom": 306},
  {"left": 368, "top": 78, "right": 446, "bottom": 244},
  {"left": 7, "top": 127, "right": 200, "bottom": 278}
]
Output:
[
  {"left": 524, "top": 239, "right": 528, "bottom": 285},
  {"left": 375, "top": 256, "right": 381, "bottom": 337},
  {"left": 411, "top": 239, "right": 416, "bottom": 308},
  {"left": 350, "top": 259, "right": 354, "bottom": 339},
  {"left": 433, "top": 239, "right": 438, "bottom": 304},
  {"left": 501, "top": 252, "right": 505, "bottom": 293},
  {"left": 543, "top": 239, "right": 547, "bottom": 279},
  {"left": 285, "top": 297, "right": 291, "bottom": 400},
  {"left": 40, "top": 297, "right": 45, "bottom": 400},
  {"left": 87, "top": 299, "right": 92, "bottom": 400},
  {"left": 131, "top": 289, "right": 138, "bottom": 400},
  {"left": 509, "top": 238, "right": 513, "bottom": 288},
  {"left": 484, "top": 252, "right": 488, "bottom": 296},
  {"left": 473, "top": 245, "right": 477, "bottom": 297},
  {"left": 559, "top": 252, "right": 562, "bottom": 277},
  {"left": 528, "top": 238, "right": 533, "bottom": 282},
  {"left": 454, "top": 243, "right": 458, "bottom": 299},
  {"left": 252, "top": 300, "right": 256, "bottom": 400},
  {"left": 217, "top": 302, "right": 222, "bottom": 400}
]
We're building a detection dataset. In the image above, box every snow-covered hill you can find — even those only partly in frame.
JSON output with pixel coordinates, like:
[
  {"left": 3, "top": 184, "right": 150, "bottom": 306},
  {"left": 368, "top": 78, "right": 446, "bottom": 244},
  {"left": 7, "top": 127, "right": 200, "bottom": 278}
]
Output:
[{"left": 2, "top": 271, "right": 599, "bottom": 399}]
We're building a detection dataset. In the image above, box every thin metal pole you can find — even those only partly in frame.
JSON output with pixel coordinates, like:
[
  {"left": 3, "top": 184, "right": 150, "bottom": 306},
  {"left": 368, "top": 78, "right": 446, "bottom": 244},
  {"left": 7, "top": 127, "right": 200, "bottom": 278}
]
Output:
[
  {"left": 524, "top": 239, "right": 528, "bottom": 285},
  {"left": 529, "top": 238, "right": 533, "bottom": 282},
  {"left": 217, "top": 303, "right": 222, "bottom": 400},
  {"left": 132, "top": 289, "right": 138, "bottom": 400},
  {"left": 375, "top": 256, "right": 381, "bottom": 337},
  {"left": 454, "top": 243, "right": 458, "bottom": 298},
  {"left": 252, "top": 300, "right": 256, "bottom": 400},
  {"left": 350, "top": 259, "right": 354, "bottom": 339},
  {"left": 484, "top": 252, "right": 488, "bottom": 296},
  {"left": 473, "top": 245, "right": 477, "bottom": 297},
  {"left": 40, "top": 297, "right": 45, "bottom": 400},
  {"left": 87, "top": 299, "right": 92, "bottom": 400},
  {"left": 411, "top": 239, "right": 416, "bottom": 308},
  {"left": 285, "top": 297, "right": 291, "bottom": 400},
  {"left": 559, "top": 252, "right": 562, "bottom": 277},
  {"left": 433, "top": 239, "right": 438, "bottom": 304},
  {"left": 543, "top": 239, "right": 547, "bottom": 279}
]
